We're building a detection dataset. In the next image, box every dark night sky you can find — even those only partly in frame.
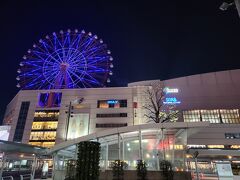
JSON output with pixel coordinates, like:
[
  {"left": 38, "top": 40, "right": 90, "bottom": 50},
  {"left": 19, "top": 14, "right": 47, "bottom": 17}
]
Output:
[{"left": 0, "top": 0, "right": 240, "bottom": 123}]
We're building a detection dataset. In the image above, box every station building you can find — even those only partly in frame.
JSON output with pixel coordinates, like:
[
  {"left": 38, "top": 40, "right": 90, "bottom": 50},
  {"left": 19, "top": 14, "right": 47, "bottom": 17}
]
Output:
[{"left": 2, "top": 69, "right": 240, "bottom": 176}]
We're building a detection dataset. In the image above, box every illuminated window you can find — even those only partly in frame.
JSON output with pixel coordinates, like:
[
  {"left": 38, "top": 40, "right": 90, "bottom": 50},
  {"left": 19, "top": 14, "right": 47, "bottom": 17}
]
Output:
[
  {"left": 220, "top": 109, "right": 240, "bottom": 124},
  {"left": 29, "top": 141, "right": 55, "bottom": 148},
  {"left": 207, "top": 145, "right": 224, "bottom": 149},
  {"left": 201, "top": 110, "right": 220, "bottom": 123},
  {"left": 34, "top": 110, "right": 59, "bottom": 121},
  {"left": 187, "top": 145, "right": 206, "bottom": 148},
  {"left": 230, "top": 145, "right": 240, "bottom": 149},
  {"left": 183, "top": 110, "right": 200, "bottom": 122},
  {"left": 97, "top": 100, "right": 127, "bottom": 108},
  {"left": 29, "top": 131, "right": 56, "bottom": 141},
  {"left": 174, "top": 145, "right": 184, "bottom": 150},
  {"left": 225, "top": 133, "right": 240, "bottom": 139},
  {"left": 183, "top": 109, "right": 240, "bottom": 124},
  {"left": 31, "top": 122, "right": 58, "bottom": 130}
]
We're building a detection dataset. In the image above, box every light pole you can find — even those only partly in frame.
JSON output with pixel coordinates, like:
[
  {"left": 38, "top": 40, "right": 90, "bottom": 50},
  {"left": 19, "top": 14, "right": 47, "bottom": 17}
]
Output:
[
  {"left": 65, "top": 101, "right": 73, "bottom": 141},
  {"left": 235, "top": 0, "right": 240, "bottom": 17}
]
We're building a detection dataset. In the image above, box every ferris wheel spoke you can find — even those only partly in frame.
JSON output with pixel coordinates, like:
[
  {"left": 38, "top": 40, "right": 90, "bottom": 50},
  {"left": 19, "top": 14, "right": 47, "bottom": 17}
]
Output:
[
  {"left": 44, "top": 70, "right": 60, "bottom": 79},
  {"left": 62, "top": 33, "right": 70, "bottom": 48},
  {"left": 82, "top": 78, "right": 100, "bottom": 86},
  {"left": 83, "top": 72, "right": 101, "bottom": 85},
  {"left": 67, "top": 48, "right": 83, "bottom": 61},
  {"left": 53, "top": 34, "right": 63, "bottom": 49},
  {"left": 25, "top": 75, "right": 45, "bottom": 88},
  {"left": 66, "top": 71, "right": 78, "bottom": 88},
  {"left": 45, "top": 73, "right": 60, "bottom": 86},
  {"left": 71, "top": 34, "right": 82, "bottom": 49},
  {"left": 32, "top": 50, "right": 51, "bottom": 60},
  {"left": 24, "top": 61, "right": 42, "bottom": 68},
  {"left": 69, "top": 54, "right": 86, "bottom": 64},
  {"left": 82, "top": 42, "right": 102, "bottom": 55},
  {"left": 42, "top": 41, "right": 54, "bottom": 53},
  {"left": 87, "top": 64, "right": 107, "bottom": 71}
]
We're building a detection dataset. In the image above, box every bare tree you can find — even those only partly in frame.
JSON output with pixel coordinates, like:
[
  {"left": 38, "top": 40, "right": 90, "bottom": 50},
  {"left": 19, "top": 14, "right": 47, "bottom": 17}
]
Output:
[
  {"left": 143, "top": 84, "right": 179, "bottom": 124},
  {"left": 142, "top": 83, "right": 179, "bottom": 162}
]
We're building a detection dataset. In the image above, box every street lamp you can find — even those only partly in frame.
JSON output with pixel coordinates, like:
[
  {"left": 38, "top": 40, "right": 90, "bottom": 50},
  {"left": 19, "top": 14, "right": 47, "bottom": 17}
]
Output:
[
  {"left": 65, "top": 101, "right": 74, "bottom": 141},
  {"left": 219, "top": 0, "right": 240, "bottom": 18}
]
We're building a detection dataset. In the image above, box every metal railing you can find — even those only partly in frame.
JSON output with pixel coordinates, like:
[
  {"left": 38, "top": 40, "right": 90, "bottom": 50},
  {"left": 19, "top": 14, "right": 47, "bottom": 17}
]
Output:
[
  {"left": 20, "top": 174, "right": 33, "bottom": 180},
  {"left": 1, "top": 176, "right": 13, "bottom": 180}
]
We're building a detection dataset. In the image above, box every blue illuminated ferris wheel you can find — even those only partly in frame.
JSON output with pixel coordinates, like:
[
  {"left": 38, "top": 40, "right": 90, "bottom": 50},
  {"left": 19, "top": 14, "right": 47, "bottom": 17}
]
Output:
[{"left": 16, "top": 29, "right": 113, "bottom": 89}]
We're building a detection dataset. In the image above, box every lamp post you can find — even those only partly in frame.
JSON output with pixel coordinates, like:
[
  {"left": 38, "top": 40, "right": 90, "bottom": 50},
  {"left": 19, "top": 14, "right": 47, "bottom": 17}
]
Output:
[
  {"left": 65, "top": 101, "right": 73, "bottom": 141},
  {"left": 220, "top": 0, "right": 240, "bottom": 18},
  {"left": 193, "top": 151, "right": 199, "bottom": 180},
  {"left": 235, "top": 0, "right": 240, "bottom": 17}
]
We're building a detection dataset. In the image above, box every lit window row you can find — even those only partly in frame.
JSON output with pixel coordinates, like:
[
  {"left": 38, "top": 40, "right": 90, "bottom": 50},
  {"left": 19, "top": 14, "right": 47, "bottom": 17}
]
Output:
[
  {"left": 34, "top": 110, "right": 59, "bottom": 118},
  {"left": 29, "top": 131, "right": 56, "bottom": 141},
  {"left": 31, "top": 122, "right": 58, "bottom": 130},
  {"left": 183, "top": 109, "right": 240, "bottom": 124},
  {"left": 29, "top": 141, "right": 55, "bottom": 148},
  {"left": 187, "top": 144, "right": 240, "bottom": 149}
]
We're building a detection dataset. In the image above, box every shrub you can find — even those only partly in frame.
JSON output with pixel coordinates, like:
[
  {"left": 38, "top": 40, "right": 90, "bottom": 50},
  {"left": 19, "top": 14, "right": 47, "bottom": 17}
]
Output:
[{"left": 136, "top": 159, "right": 147, "bottom": 180}]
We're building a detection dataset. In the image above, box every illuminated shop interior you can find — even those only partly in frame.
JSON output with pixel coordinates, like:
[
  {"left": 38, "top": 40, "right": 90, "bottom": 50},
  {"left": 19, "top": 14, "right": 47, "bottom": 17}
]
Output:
[{"left": 29, "top": 110, "right": 59, "bottom": 148}]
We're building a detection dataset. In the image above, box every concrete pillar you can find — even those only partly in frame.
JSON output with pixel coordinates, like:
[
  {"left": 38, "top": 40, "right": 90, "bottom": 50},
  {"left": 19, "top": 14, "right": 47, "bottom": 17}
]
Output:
[
  {"left": 105, "top": 144, "right": 109, "bottom": 170},
  {"left": 171, "top": 137, "right": 175, "bottom": 165},
  {"left": 74, "top": 144, "right": 78, "bottom": 160},
  {"left": 118, "top": 133, "right": 120, "bottom": 160},
  {"left": 31, "top": 155, "right": 37, "bottom": 180},
  {"left": 52, "top": 152, "right": 59, "bottom": 180},
  {"left": 122, "top": 139, "right": 125, "bottom": 161},
  {"left": 139, "top": 130, "right": 143, "bottom": 160},
  {"left": 0, "top": 152, "right": 6, "bottom": 179}
]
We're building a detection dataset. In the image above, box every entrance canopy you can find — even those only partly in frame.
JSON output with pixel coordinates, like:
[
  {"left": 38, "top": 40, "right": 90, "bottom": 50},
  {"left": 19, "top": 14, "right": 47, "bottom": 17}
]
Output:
[{"left": 0, "top": 140, "right": 47, "bottom": 155}]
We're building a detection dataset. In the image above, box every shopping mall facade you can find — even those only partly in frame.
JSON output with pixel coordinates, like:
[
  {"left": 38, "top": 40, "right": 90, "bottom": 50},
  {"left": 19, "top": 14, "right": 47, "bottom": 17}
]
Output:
[{"left": 2, "top": 69, "right": 240, "bottom": 178}]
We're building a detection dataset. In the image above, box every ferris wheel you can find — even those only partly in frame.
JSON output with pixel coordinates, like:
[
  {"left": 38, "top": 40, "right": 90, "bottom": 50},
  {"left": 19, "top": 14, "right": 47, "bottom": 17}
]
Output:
[{"left": 16, "top": 29, "right": 113, "bottom": 89}]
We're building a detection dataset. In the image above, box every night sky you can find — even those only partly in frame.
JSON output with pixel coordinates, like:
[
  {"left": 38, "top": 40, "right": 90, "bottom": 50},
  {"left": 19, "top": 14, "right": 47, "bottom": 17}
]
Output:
[{"left": 0, "top": 0, "right": 240, "bottom": 123}]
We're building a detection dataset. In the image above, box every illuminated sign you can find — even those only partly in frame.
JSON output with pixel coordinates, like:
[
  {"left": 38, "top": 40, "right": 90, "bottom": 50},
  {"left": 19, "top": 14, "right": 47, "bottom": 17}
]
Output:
[
  {"left": 163, "top": 97, "right": 181, "bottom": 104},
  {"left": 164, "top": 87, "right": 179, "bottom": 94},
  {"left": 107, "top": 100, "right": 119, "bottom": 104}
]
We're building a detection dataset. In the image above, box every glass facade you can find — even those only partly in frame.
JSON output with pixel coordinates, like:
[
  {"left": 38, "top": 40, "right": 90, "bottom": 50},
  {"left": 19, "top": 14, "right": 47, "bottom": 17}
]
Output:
[
  {"left": 183, "top": 110, "right": 200, "bottom": 122},
  {"left": 183, "top": 109, "right": 240, "bottom": 124},
  {"left": 201, "top": 110, "right": 220, "bottom": 123},
  {"left": 13, "top": 101, "right": 30, "bottom": 142},
  {"left": 220, "top": 109, "right": 240, "bottom": 124},
  {"left": 54, "top": 128, "right": 188, "bottom": 173}
]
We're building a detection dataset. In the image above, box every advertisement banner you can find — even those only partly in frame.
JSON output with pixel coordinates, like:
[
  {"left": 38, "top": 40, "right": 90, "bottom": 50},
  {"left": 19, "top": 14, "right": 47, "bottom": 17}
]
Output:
[{"left": 67, "top": 113, "right": 89, "bottom": 140}]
